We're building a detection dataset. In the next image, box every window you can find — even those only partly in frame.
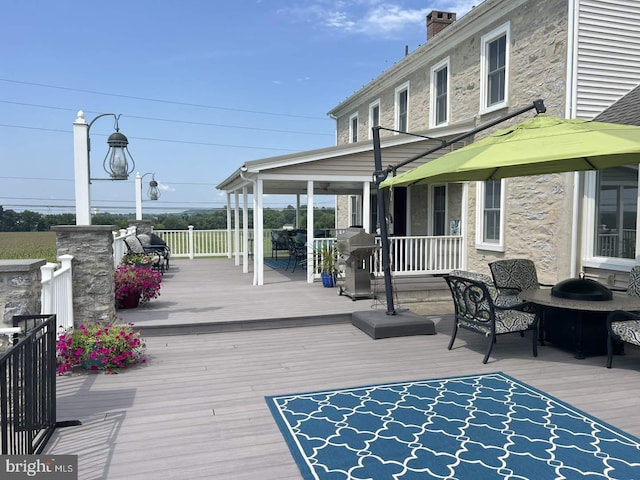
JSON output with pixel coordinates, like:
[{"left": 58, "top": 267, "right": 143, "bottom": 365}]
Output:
[
  {"left": 349, "top": 195, "right": 362, "bottom": 227},
  {"left": 369, "top": 100, "right": 380, "bottom": 139},
  {"left": 395, "top": 82, "right": 409, "bottom": 133},
  {"left": 349, "top": 113, "right": 358, "bottom": 143},
  {"left": 430, "top": 185, "right": 447, "bottom": 235},
  {"left": 593, "top": 166, "right": 638, "bottom": 260},
  {"left": 480, "top": 22, "right": 510, "bottom": 113},
  {"left": 476, "top": 179, "right": 505, "bottom": 251},
  {"left": 430, "top": 58, "right": 450, "bottom": 127}
]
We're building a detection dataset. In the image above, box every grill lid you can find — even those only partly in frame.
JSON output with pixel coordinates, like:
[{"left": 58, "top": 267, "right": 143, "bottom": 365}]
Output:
[
  {"left": 336, "top": 228, "right": 377, "bottom": 255},
  {"left": 550, "top": 278, "right": 613, "bottom": 301}
]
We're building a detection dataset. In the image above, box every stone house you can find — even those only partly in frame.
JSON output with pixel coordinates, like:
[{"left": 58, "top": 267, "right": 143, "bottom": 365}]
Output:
[
  {"left": 217, "top": 0, "right": 640, "bottom": 288},
  {"left": 327, "top": 0, "right": 640, "bottom": 286}
]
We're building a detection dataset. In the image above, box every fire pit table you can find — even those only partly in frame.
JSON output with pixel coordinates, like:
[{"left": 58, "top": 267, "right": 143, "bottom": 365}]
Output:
[{"left": 519, "top": 278, "right": 640, "bottom": 359}]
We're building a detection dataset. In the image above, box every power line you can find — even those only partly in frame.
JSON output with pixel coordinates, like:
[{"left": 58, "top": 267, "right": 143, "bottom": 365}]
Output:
[
  {"left": 0, "top": 78, "right": 328, "bottom": 120},
  {"left": 0, "top": 123, "right": 298, "bottom": 152},
  {"left": 0, "top": 100, "right": 333, "bottom": 137}
]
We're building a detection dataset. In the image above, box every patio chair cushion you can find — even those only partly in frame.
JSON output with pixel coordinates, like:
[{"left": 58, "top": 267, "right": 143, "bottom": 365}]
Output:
[
  {"left": 627, "top": 266, "right": 640, "bottom": 297},
  {"left": 609, "top": 319, "right": 640, "bottom": 346},
  {"left": 607, "top": 310, "right": 640, "bottom": 367}
]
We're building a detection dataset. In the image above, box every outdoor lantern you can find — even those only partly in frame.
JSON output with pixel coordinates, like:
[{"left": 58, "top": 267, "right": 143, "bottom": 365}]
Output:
[
  {"left": 104, "top": 129, "right": 135, "bottom": 180},
  {"left": 148, "top": 175, "right": 160, "bottom": 201}
]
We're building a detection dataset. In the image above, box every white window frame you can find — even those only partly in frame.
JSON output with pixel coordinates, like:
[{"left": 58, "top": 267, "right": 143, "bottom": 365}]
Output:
[
  {"left": 475, "top": 179, "right": 505, "bottom": 251},
  {"left": 348, "top": 195, "right": 362, "bottom": 227},
  {"left": 394, "top": 81, "right": 410, "bottom": 133},
  {"left": 430, "top": 57, "right": 450, "bottom": 128},
  {"left": 368, "top": 99, "right": 380, "bottom": 139},
  {"left": 479, "top": 22, "right": 510, "bottom": 115},
  {"left": 582, "top": 169, "right": 640, "bottom": 271},
  {"left": 428, "top": 184, "right": 448, "bottom": 235},
  {"left": 349, "top": 112, "right": 358, "bottom": 143}
]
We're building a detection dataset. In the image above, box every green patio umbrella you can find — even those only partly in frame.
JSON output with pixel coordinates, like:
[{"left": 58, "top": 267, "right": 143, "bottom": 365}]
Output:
[{"left": 381, "top": 114, "right": 640, "bottom": 187}]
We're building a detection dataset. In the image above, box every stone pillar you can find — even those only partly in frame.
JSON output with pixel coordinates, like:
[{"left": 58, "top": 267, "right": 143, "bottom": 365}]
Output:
[
  {"left": 0, "top": 259, "right": 47, "bottom": 327},
  {"left": 51, "top": 225, "right": 117, "bottom": 325},
  {"left": 131, "top": 220, "right": 153, "bottom": 235}
]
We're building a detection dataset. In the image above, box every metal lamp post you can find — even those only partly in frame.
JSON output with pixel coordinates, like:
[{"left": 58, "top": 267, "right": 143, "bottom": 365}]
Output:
[
  {"left": 73, "top": 111, "right": 135, "bottom": 225},
  {"left": 135, "top": 172, "right": 160, "bottom": 220}
]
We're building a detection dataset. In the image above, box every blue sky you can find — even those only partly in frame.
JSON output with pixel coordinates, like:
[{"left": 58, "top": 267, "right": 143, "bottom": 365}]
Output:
[{"left": 0, "top": 0, "right": 476, "bottom": 215}]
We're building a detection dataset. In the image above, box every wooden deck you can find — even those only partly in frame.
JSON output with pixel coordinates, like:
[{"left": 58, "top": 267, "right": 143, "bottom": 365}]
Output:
[{"left": 44, "top": 258, "right": 640, "bottom": 479}]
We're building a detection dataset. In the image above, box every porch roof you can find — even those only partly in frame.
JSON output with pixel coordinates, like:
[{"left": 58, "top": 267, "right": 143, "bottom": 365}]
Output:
[{"left": 216, "top": 118, "right": 477, "bottom": 196}]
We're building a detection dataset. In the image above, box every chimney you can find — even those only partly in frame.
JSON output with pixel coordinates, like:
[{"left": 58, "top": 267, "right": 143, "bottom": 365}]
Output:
[{"left": 426, "top": 10, "right": 456, "bottom": 40}]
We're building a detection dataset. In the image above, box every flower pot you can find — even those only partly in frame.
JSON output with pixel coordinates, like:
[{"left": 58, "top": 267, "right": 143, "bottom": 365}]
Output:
[
  {"left": 321, "top": 272, "right": 334, "bottom": 288},
  {"left": 117, "top": 290, "right": 141, "bottom": 309}
]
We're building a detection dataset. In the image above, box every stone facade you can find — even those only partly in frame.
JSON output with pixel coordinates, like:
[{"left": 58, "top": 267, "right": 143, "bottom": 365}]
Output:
[
  {"left": 0, "top": 259, "right": 46, "bottom": 327},
  {"left": 51, "top": 225, "right": 117, "bottom": 325},
  {"left": 330, "top": 0, "right": 575, "bottom": 282}
]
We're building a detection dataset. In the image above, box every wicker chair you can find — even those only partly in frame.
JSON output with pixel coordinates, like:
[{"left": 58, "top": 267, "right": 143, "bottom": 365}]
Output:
[{"left": 445, "top": 270, "right": 539, "bottom": 364}]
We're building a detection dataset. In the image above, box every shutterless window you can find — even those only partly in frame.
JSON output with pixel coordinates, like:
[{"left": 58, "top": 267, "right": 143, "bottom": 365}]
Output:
[
  {"left": 487, "top": 35, "right": 506, "bottom": 107},
  {"left": 483, "top": 180, "right": 501, "bottom": 243},
  {"left": 395, "top": 83, "right": 409, "bottom": 133},
  {"left": 369, "top": 100, "right": 380, "bottom": 139},
  {"left": 432, "top": 185, "right": 446, "bottom": 235},
  {"left": 594, "top": 166, "right": 638, "bottom": 259},
  {"left": 349, "top": 113, "right": 358, "bottom": 143},
  {"left": 435, "top": 66, "right": 448, "bottom": 125},
  {"left": 349, "top": 195, "right": 362, "bottom": 226}
]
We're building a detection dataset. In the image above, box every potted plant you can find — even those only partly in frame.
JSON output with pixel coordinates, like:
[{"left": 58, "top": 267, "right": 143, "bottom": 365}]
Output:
[
  {"left": 114, "top": 264, "right": 162, "bottom": 309},
  {"left": 56, "top": 322, "right": 146, "bottom": 374},
  {"left": 319, "top": 244, "right": 337, "bottom": 288},
  {"left": 121, "top": 252, "right": 157, "bottom": 268}
]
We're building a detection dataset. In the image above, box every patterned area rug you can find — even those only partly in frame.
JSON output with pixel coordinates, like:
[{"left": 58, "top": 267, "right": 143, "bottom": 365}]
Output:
[
  {"left": 266, "top": 372, "right": 640, "bottom": 480},
  {"left": 264, "top": 258, "right": 290, "bottom": 270}
]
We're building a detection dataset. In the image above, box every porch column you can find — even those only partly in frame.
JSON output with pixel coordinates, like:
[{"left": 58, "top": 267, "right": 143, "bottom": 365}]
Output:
[
  {"left": 255, "top": 178, "right": 265, "bottom": 285},
  {"left": 362, "top": 181, "right": 371, "bottom": 233},
  {"left": 296, "top": 195, "right": 301, "bottom": 228},
  {"left": 226, "top": 192, "right": 232, "bottom": 259},
  {"left": 461, "top": 182, "right": 469, "bottom": 270},
  {"left": 307, "top": 180, "right": 315, "bottom": 284},
  {"left": 243, "top": 186, "right": 249, "bottom": 274},
  {"left": 234, "top": 191, "right": 240, "bottom": 266}
]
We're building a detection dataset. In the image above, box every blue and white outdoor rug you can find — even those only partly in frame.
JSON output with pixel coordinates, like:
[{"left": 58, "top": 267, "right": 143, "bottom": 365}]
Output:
[{"left": 266, "top": 372, "right": 640, "bottom": 479}]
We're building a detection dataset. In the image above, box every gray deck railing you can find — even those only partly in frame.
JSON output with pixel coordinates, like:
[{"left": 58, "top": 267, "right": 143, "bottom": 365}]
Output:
[{"left": 0, "top": 314, "right": 57, "bottom": 454}]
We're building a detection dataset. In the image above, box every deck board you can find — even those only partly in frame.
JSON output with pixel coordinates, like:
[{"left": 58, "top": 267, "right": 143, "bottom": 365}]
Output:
[{"left": 44, "top": 258, "right": 640, "bottom": 479}]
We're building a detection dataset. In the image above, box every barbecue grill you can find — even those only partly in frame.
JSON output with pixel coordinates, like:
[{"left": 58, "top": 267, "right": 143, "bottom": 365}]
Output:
[{"left": 335, "top": 227, "right": 378, "bottom": 300}]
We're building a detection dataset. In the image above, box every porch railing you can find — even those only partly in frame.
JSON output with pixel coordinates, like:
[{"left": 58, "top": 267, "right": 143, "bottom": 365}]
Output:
[
  {"left": 40, "top": 255, "right": 74, "bottom": 333},
  {"left": 0, "top": 314, "right": 57, "bottom": 454}
]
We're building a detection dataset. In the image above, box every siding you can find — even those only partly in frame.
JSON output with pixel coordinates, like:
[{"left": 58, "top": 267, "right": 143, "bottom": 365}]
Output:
[{"left": 576, "top": 0, "right": 640, "bottom": 118}]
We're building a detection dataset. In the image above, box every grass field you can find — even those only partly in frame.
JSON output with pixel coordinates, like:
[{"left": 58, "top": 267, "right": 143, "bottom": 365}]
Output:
[{"left": 0, "top": 232, "right": 57, "bottom": 263}]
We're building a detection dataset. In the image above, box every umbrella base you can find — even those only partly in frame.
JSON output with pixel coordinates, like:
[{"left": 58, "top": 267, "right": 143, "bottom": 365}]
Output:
[{"left": 352, "top": 310, "right": 436, "bottom": 339}]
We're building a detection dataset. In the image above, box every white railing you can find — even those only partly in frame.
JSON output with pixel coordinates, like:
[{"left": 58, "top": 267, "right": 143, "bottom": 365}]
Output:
[
  {"left": 375, "top": 235, "right": 464, "bottom": 275},
  {"left": 113, "top": 226, "right": 137, "bottom": 267},
  {"left": 153, "top": 228, "right": 463, "bottom": 276},
  {"left": 40, "top": 254, "right": 74, "bottom": 333}
]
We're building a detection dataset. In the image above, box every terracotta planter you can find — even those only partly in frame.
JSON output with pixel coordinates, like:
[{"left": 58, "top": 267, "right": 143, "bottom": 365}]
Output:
[{"left": 117, "top": 290, "right": 141, "bottom": 309}]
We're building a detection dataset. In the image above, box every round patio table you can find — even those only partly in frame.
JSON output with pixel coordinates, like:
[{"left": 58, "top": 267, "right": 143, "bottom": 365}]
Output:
[{"left": 519, "top": 289, "right": 640, "bottom": 359}]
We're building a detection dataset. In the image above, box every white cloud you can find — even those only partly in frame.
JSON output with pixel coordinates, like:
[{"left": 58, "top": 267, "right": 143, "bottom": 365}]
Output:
[{"left": 278, "top": 1, "right": 478, "bottom": 38}]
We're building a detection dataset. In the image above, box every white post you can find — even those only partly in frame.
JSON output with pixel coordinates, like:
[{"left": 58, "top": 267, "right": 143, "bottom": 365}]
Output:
[
  {"left": 135, "top": 172, "right": 143, "bottom": 220},
  {"left": 255, "top": 179, "right": 264, "bottom": 285},
  {"left": 242, "top": 186, "right": 249, "bottom": 274},
  {"left": 233, "top": 191, "right": 240, "bottom": 264},
  {"left": 307, "top": 180, "right": 315, "bottom": 284},
  {"left": 188, "top": 225, "right": 194, "bottom": 260},
  {"left": 362, "top": 181, "right": 371, "bottom": 233},
  {"left": 73, "top": 111, "right": 91, "bottom": 225}
]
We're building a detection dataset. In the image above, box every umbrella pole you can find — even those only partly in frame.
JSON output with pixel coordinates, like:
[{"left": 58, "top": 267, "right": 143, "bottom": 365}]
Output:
[
  {"left": 372, "top": 99, "right": 547, "bottom": 315},
  {"left": 373, "top": 126, "right": 397, "bottom": 315}
]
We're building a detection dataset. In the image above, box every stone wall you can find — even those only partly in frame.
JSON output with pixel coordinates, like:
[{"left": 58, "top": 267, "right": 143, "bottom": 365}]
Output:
[
  {"left": 0, "top": 259, "right": 46, "bottom": 327},
  {"left": 331, "top": 0, "right": 573, "bottom": 283},
  {"left": 51, "top": 225, "right": 117, "bottom": 325}
]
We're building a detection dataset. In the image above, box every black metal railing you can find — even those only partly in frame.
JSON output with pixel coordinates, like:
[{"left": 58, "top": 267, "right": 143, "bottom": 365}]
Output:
[{"left": 0, "top": 314, "right": 57, "bottom": 454}]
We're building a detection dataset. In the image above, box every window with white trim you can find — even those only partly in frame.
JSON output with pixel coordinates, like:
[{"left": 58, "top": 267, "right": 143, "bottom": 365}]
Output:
[
  {"left": 480, "top": 22, "right": 510, "bottom": 114},
  {"left": 476, "top": 179, "right": 505, "bottom": 251},
  {"left": 369, "top": 100, "right": 380, "bottom": 139},
  {"left": 349, "top": 195, "right": 362, "bottom": 227},
  {"left": 592, "top": 166, "right": 638, "bottom": 260},
  {"left": 430, "top": 57, "right": 450, "bottom": 127},
  {"left": 349, "top": 113, "right": 358, "bottom": 143},
  {"left": 395, "top": 82, "right": 409, "bottom": 133}
]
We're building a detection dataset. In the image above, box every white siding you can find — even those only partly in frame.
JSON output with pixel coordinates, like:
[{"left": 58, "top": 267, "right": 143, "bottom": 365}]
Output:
[{"left": 576, "top": 0, "right": 640, "bottom": 118}]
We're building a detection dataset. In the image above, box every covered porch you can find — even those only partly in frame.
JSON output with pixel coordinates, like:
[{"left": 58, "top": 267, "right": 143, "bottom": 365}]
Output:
[{"left": 216, "top": 120, "right": 475, "bottom": 285}]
